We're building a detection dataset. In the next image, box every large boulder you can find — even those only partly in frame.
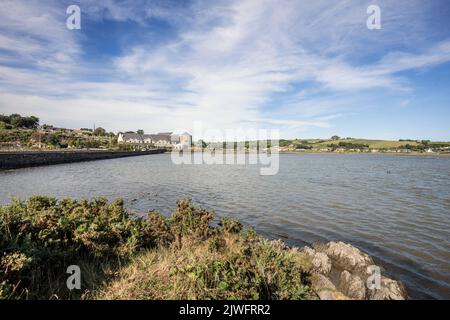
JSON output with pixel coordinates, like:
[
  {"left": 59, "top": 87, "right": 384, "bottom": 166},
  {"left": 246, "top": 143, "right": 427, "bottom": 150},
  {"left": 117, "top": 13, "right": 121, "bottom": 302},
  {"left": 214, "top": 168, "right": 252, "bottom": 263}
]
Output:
[
  {"left": 311, "top": 274, "right": 349, "bottom": 300},
  {"left": 324, "top": 241, "right": 374, "bottom": 277},
  {"left": 302, "top": 242, "right": 407, "bottom": 300},
  {"left": 367, "top": 276, "right": 407, "bottom": 300},
  {"left": 303, "top": 246, "right": 332, "bottom": 274},
  {"left": 338, "top": 270, "right": 366, "bottom": 300}
]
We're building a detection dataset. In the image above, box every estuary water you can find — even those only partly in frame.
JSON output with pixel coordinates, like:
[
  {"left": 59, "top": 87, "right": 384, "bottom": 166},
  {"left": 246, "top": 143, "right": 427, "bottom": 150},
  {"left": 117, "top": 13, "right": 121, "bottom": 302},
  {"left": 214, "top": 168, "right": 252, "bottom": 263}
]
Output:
[{"left": 0, "top": 153, "right": 449, "bottom": 299}]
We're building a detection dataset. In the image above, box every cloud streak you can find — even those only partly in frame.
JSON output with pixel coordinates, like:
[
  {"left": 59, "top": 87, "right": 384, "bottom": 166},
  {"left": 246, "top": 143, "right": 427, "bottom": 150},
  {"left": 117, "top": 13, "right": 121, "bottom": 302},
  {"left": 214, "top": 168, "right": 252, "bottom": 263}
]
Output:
[{"left": 0, "top": 0, "right": 449, "bottom": 139}]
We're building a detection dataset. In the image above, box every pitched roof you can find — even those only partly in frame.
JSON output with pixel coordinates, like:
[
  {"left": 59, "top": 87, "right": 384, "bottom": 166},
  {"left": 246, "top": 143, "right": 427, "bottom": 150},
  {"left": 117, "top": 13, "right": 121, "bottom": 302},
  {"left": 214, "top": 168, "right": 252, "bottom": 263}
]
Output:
[
  {"left": 149, "top": 134, "right": 171, "bottom": 142},
  {"left": 120, "top": 132, "right": 190, "bottom": 143},
  {"left": 121, "top": 133, "right": 142, "bottom": 140}
]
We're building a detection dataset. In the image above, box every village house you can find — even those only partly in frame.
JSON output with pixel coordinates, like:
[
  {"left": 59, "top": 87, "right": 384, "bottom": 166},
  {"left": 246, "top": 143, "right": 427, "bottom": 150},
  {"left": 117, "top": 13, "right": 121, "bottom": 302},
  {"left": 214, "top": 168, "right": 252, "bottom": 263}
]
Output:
[
  {"left": 117, "top": 133, "right": 142, "bottom": 144},
  {"left": 117, "top": 132, "right": 192, "bottom": 149}
]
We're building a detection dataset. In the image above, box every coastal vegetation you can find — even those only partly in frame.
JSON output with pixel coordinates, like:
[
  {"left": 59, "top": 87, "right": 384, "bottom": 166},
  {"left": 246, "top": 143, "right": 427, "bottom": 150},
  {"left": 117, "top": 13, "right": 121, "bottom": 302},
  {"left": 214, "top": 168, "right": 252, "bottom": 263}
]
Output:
[
  {"left": 0, "top": 113, "right": 116, "bottom": 150},
  {"left": 0, "top": 196, "right": 312, "bottom": 300}
]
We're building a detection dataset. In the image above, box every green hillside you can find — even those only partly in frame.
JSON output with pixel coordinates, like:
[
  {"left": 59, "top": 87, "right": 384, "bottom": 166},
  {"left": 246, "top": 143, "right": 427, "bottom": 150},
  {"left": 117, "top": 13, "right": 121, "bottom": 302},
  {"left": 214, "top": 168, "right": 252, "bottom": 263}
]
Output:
[{"left": 313, "top": 139, "right": 419, "bottom": 149}]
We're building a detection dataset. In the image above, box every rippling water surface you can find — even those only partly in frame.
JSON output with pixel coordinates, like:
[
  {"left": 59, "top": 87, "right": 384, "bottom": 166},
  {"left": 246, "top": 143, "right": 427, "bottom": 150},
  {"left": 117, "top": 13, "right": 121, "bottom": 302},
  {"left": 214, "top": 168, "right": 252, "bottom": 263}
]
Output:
[{"left": 1, "top": 153, "right": 449, "bottom": 299}]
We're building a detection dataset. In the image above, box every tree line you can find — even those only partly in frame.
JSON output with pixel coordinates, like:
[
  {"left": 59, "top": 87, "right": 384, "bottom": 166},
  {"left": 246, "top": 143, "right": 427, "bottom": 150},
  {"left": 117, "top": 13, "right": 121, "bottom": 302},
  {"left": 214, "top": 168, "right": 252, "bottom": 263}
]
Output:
[{"left": 0, "top": 114, "right": 39, "bottom": 130}]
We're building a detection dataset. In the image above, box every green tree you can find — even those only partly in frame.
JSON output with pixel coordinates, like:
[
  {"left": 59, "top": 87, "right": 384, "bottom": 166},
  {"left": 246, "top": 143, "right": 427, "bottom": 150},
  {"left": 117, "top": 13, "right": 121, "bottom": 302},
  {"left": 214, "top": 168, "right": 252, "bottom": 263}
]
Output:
[
  {"left": 21, "top": 116, "right": 39, "bottom": 129},
  {"left": 1, "top": 114, "right": 39, "bottom": 129},
  {"left": 0, "top": 114, "right": 10, "bottom": 124},
  {"left": 8, "top": 114, "right": 22, "bottom": 127},
  {"left": 279, "top": 139, "right": 292, "bottom": 147},
  {"left": 295, "top": 144, "right": 312, "bottom": 150},
  {"left": 93, "top": 127, "right": 106, "bottom": 136},
  {"left": 137, "top": 129, "right": 144, "bottom": 135}
]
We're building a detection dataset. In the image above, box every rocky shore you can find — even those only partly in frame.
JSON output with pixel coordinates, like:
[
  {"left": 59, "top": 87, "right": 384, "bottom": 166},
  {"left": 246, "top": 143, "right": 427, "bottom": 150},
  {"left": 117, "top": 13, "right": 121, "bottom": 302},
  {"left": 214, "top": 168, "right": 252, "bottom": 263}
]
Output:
[{"left": 302, "top": 241, "right": 407, "bottom": 300}]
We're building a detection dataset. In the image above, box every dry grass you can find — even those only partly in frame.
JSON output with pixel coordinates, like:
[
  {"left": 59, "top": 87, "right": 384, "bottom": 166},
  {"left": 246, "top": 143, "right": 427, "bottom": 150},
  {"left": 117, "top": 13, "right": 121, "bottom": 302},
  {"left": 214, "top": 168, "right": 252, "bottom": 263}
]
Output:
[{"left": 98, "top": 231, "right": 312, "bottom": 300}]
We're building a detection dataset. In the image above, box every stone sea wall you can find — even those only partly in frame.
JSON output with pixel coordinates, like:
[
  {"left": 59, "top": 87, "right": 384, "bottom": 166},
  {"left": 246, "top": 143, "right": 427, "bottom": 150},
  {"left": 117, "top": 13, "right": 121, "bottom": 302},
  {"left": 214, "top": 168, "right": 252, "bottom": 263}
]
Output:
[{"left": 0, "top": 149, "right": 166, "bottom": 170}]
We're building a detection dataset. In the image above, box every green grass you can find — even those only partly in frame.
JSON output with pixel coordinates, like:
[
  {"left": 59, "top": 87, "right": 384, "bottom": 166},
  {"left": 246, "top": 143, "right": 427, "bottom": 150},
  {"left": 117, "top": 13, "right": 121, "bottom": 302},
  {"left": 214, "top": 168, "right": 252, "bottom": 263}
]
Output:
[{"left": 312, "top": 138, "right": 419, "bottom": 149}]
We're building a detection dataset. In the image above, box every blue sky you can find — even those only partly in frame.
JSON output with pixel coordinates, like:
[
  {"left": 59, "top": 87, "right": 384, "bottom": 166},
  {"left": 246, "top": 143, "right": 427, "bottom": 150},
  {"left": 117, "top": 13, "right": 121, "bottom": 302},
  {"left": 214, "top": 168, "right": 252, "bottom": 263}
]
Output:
[{"left": 0, "top": 0, "right": 449, "bottom": 140}]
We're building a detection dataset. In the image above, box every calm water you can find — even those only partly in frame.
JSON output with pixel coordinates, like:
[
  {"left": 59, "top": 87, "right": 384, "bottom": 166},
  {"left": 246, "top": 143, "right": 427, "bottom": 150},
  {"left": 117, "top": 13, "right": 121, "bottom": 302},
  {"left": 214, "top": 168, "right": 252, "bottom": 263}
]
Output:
[{"left": 0, "top": 153, "right": 449, "bottom": 299}]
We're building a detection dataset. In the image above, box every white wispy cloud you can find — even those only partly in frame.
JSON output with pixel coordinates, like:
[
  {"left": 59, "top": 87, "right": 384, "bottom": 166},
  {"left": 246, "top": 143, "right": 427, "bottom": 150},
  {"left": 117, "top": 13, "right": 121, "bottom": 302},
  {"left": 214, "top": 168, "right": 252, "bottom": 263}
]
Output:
[{"left": 0, "top": 0, "right": 449, "bottom": 138}]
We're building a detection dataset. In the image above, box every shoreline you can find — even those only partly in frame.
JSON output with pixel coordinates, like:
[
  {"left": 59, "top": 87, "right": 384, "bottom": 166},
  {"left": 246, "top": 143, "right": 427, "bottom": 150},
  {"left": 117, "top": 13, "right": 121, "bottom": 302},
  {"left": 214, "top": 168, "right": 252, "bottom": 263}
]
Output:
[
  {"left": 279, "top": 150, "right": 450, "bottom": 157},
  {"left": 185, "top": 149, "right": 450, "bottom": 157},
  {"left": 0, "top": 196, "right": 408, "bottom": 300}
]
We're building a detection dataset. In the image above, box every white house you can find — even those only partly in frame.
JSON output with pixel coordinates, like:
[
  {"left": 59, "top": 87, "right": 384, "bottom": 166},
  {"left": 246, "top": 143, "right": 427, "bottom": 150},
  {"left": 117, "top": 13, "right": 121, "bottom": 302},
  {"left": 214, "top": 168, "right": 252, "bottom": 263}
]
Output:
[
  {"left": 117, "top": 133, "right": 142, "bottom": 144},
  {"left": 118, "top": 132, "right": 192, "bottom": 148},
  {"left": 174, "top": 132, "right": 192, "bottom": 150}
]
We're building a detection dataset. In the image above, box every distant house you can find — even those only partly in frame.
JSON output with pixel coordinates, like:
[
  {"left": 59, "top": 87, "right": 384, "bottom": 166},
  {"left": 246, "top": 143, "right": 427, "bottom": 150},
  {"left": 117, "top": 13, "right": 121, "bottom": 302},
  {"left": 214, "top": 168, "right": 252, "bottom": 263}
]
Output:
[
  {"left": 176, "top": 132, "right": 192, "bottom": 149},
  {"left": 149, "top": 134, "right": 172, "bottom": 147},
  {"left": 118, "top": 131, "right": 192, "bottom": 149},
  {"left": 117, "top": 133, "right": 143, "bottom": 144},
  {"left": 142, "top": 135, "right": 153, "bottom": 144}
]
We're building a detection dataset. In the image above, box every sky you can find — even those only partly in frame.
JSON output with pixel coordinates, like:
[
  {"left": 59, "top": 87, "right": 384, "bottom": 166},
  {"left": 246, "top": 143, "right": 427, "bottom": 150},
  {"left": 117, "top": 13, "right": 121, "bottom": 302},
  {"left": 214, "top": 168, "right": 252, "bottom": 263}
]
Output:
[{"left": 0, "top": 0, "right": 449, "bottom": 141}]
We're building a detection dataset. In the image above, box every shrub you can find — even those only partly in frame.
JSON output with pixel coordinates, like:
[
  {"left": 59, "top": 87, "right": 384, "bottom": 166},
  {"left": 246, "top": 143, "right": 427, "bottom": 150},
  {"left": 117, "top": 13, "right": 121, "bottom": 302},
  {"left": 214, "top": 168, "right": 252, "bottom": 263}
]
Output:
[
  {"left": 219, "top": 217, "right": 243, "bottom": 234},
  {"left": 146, "top": 210, "right": 173, "bottom": 246},
  {"left": 0, "top": 196, "right": 160, "bottom": 299},
  {"left": 1, "top": 197, "right": 312, "bottom": 300},
  {"left": 99, "top": 200, "right": 312, "bottom": 300},
  {"left": 295, "top": 143, "right": 312, "bottom": 150},
  {"left": 170, "top": 198, "right": 214, "bottom": 242}
]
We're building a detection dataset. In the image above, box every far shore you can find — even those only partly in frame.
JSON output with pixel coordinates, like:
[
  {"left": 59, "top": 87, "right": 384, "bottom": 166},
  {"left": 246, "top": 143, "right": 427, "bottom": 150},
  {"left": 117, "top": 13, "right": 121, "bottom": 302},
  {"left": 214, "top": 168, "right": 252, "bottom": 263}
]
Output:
[
  {"left": 278, "top": 150, "right": 450, "bottom": 157},
  {"left": 184, "top": 149, "right": 450, "bottom": 157}
]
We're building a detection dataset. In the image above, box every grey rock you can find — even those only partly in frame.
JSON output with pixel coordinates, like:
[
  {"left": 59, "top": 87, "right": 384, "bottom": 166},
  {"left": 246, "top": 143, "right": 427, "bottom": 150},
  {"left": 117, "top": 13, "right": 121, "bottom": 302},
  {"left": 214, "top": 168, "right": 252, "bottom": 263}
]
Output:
[
  {"left": 338, "top": 270, "right": 366, "bottom": 300},
  {"left": 368, "top": 276, "right": 407, "bottom": 300},
  {"left": 323, "top": 241, "right": 374, "bottom": 276},
  {"left": 303, "top": 246, "right": 332, "bottom": 274},
  {"left": 311, "top": 274, "right": 349, "bottom": 300},
  {"left": 302, "top": 241, "right": 408, "bottom": 300}
]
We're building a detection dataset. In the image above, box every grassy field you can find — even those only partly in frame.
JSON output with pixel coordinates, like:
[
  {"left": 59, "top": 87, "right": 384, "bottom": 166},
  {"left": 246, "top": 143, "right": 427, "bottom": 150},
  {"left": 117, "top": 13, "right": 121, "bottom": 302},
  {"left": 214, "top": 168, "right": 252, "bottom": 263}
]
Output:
[{"left": 312, "top": 139, "right": 420, "bottom": 149}]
